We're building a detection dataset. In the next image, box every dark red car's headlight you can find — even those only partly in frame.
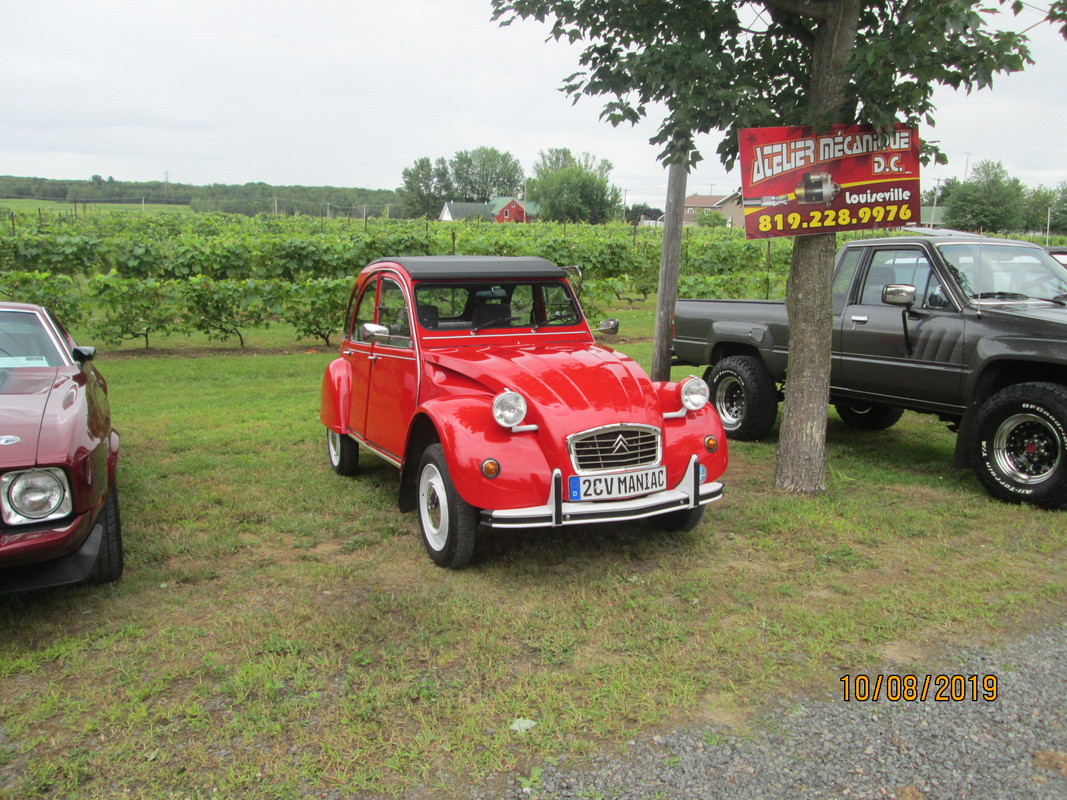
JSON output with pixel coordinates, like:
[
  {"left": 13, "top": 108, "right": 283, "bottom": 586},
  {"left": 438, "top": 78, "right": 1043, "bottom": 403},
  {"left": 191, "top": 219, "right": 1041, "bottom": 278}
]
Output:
[{"left": 1, "top": 468, "right": 73, "bottom": 525}]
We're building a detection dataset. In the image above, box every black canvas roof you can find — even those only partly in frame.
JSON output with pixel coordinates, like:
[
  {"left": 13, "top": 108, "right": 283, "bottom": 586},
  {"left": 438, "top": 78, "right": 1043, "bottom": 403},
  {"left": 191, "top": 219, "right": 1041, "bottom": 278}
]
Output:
[{"left": 368, "top": 256, "right": 565, "bottom": 281}]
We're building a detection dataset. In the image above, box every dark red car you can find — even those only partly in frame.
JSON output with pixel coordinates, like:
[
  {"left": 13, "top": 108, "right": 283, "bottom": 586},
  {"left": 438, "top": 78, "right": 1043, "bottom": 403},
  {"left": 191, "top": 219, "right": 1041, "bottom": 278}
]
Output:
[
  {"left": 320, "top": 257, "right": 728, "bottom": 568},
  {"left": 0, "top": 302, "right": 121, "bottom": 594}
]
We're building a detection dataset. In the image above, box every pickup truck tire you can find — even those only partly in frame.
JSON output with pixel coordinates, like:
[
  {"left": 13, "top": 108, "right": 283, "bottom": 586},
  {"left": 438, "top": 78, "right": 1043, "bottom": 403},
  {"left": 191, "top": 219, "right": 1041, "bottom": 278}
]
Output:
[
  {"left": 971, "top": 383, "right": 1067, "bottom": 508},
  {"left": 326, "top": 428, "right": 360, "bottom": 476},
  {"left": 417, "top": 444, "right": 478, "bottom": 568},
  {"left": 705, "top": 356, "right": 778, "bottom": 441},
  {"left": 834, "top": 402, "right": 905, "bottom": 431}
]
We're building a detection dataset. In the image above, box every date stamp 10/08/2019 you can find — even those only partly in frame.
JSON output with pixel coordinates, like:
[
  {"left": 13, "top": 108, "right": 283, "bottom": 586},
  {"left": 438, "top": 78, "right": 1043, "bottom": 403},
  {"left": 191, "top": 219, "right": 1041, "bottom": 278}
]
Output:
[{"left": 840, "top": 674, "right": 999, "bottom": 703}]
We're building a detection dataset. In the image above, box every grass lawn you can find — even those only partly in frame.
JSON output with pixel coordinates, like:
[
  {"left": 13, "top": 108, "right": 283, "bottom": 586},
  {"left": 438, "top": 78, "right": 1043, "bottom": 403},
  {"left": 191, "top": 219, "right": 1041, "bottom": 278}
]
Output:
[{"left": 1, "top": 303, "right": 1065, "bottom": 799}]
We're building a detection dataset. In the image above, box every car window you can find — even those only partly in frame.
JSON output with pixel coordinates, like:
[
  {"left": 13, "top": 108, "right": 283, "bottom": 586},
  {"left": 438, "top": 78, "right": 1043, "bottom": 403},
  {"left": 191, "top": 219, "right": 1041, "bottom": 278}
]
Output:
[
  {"left": 350, "top": 278, "right": 377, "bottom": 342},
  {"left": 375, "top": 279, "right": 412, "bottom": 349},
  {"left": 414, "top": 281, "right": 581, "bottom": 331},
  {"left": 0, "top": 310, "right": 65, "bottom": 368}
]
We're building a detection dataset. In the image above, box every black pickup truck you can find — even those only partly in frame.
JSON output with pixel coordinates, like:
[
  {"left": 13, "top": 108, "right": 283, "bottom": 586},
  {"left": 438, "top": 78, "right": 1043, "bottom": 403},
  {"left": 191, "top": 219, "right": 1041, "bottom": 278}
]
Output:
[{"left": 673, "top": 233, "right": 1067, "bottom": 508}]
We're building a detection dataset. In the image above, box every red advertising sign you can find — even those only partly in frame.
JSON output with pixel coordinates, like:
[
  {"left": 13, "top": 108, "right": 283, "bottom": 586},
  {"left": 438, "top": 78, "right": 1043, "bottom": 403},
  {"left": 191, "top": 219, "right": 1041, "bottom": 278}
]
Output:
[{"left": 738, "top": 124, "right": 920, "bottom": 239}]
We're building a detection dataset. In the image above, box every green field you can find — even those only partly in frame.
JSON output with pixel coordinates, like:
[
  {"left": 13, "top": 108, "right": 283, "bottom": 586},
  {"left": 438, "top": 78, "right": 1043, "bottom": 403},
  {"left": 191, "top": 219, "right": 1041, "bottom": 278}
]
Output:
[
  {"left": 1, "top": 305, "right": 1064, "bottom": 799},
  {"left": 0, "top": 197, "right": 193, "bottom": 216}
]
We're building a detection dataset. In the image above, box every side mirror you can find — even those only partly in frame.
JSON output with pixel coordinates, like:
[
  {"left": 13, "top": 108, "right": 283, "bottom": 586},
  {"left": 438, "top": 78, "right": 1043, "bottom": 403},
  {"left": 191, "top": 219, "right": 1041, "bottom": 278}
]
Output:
[
  {"left": 360, "top": 322, "right": 391, "bottom": 343},
  {"left": 596, "top": 318, "right": 620, "bottom": 335},
  {"left": 72, "top": 346, "right": 96, "bottom": 365},
  {"left": 882, "top": 284, "right": 917, "bottom": 308}
]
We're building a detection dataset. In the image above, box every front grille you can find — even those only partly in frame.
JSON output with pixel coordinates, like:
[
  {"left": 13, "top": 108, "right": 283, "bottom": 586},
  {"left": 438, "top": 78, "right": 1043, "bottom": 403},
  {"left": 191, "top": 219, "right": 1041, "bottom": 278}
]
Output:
[{"left": 568, "top": 424, "right": 661, "bottom": 473}]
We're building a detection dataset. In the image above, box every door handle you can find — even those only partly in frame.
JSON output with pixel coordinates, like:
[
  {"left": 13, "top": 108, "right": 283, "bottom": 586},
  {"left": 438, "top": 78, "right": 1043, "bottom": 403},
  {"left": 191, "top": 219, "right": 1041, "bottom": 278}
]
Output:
[{"left": 850, "top": 315, "right": 869, "bottom": 325}]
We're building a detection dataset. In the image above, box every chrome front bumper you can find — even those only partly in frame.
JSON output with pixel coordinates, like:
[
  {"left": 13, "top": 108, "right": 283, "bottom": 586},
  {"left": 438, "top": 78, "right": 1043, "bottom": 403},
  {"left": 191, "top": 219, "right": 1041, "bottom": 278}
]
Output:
[{"left": 480, "top": 456, "right": 723, "bottom": 529}]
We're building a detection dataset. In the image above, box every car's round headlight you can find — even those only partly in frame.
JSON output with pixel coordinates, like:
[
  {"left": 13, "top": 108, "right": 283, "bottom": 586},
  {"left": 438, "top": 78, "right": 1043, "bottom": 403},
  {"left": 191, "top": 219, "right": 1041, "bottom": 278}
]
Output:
[
  {"left": 680, "top": 377, "right": 710, "bottom": 411},
  {"left": 8, "top": 470, "right": 68, "bottom": 520},
  {"left": 492, "top": 391, "right": 528, "bottom": 428}
]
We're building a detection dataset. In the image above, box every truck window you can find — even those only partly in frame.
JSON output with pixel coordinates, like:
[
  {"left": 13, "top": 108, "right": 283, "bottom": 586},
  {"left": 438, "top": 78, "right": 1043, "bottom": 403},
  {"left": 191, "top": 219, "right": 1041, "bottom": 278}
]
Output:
[
  {"left": 859, "top": 249, "right": 932, "bottom": 306},
  {"left": 833, "top": 249, "right": 863, "bottom": 313}
]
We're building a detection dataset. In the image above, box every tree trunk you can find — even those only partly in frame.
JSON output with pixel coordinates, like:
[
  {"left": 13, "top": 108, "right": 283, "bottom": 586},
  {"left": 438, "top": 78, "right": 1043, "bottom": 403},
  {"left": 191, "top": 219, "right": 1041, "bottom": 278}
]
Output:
[
  {"left": 772, "top": 0, "right": 862, "bottom": 494},
  {"left": 651, "top": 157, "right": 689, "bottom": 382},
  {"left": 773, "top": 233, "right": 836, "bottom": 492}
]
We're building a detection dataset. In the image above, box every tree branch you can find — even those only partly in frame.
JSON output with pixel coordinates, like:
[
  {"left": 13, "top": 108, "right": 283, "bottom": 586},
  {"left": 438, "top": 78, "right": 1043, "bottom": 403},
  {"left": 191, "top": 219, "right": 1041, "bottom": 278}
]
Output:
[{"left": 761, "top": 0, "right": 829, "bottom": 22}]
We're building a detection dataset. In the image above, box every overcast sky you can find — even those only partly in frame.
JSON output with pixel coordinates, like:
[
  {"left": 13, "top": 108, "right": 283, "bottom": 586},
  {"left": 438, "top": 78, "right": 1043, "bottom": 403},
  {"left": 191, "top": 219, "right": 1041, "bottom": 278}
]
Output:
[{"left": 4, "top": 0, "right": 1065, "bottom": 208}]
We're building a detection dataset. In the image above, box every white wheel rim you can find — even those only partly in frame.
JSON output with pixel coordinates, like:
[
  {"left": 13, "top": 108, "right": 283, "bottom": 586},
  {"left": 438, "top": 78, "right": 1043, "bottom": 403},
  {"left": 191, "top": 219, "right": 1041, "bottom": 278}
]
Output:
[
  {"left": 419, "top": 463, "right": 449, "bottom": 551},
  {"left": 327, "top": 429, "right": 341, "bottom": 466}
]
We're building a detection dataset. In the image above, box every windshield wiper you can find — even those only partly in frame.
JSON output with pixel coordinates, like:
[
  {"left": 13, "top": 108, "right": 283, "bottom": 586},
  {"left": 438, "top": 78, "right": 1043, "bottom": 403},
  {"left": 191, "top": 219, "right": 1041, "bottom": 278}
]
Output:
[
  {"left": 972, "top": 291, "right": 1029, "bottom": 302},
  {"left": 1031, "top": 294, "right": 1067, "bottom": 307},
  {"left": 472, "top": 316, "right": 523, "bottom": 332}
]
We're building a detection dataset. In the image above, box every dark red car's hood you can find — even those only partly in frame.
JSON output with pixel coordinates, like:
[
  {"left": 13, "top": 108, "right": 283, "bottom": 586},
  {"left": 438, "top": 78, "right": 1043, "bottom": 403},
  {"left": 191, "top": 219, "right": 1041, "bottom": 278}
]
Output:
[
  {"left": 424, "top": 341, "right": 662, "bottom": 430},
  {"left": 0, "top": 368, "right": 80, "bottom": 469}
]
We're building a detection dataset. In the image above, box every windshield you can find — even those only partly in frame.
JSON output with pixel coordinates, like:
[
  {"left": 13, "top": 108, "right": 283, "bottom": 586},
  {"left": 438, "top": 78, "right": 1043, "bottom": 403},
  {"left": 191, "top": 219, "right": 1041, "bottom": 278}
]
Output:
[
  {"left": 414, "top": 280, "right": 583, "bottom": 332},
  {"left": 938, "top": 243, "right": 1067, "bottom": 305},
  {"left": 0, "top": 310, "right": 66, "bottom": 368}
]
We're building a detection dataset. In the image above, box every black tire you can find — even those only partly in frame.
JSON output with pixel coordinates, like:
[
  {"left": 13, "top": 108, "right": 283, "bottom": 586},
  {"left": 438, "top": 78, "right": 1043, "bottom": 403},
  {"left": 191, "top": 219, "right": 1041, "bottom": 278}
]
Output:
[
  {"left": 326, "top": 428, "right": 359, "bottom": 476},
  {"left": 89, "top": 488, "right": 123, "bottom": 584},
  {"left": 647, "top": 504, "right": 705, "bottom": 533},
  {"left": 416, "top": 444, "right": 478, "bottom": 568},
  {"left": 705, "top": 355, "right": 778, "bottom": 441},
  {"left": 970, "top": 382, "right": 1067, "bottom": 508},
  {"left": 834, "top": 402, "right": 904, "bottom": 431}
]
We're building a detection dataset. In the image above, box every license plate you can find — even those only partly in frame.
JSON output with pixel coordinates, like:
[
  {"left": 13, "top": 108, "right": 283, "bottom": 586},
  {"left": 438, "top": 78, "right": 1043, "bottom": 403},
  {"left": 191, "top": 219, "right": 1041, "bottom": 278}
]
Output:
[{"left": 567, "top": 466, "right": 666, "bottom": 501}]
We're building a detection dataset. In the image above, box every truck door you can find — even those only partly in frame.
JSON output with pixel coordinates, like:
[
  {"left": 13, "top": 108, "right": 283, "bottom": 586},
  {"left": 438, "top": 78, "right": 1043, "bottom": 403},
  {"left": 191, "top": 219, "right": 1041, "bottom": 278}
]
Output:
[{"left": 839, "top": 246, "right": 967, "bottom": 409}]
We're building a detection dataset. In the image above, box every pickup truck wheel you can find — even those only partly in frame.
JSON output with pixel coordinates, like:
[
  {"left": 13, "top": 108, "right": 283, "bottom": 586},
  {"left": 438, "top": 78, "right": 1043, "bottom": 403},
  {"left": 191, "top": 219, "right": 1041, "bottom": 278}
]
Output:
[
  {"left": 417, "top": 444, "right": 478, "bottom": 568},
  {"left": 705, "top": 356, "right": 778, "bottom": 441},
  {"left": 971, "top": 383, "right": 1067, "bottom": 508},
  {"left": 834, "top": 402, "right": 904, "bottom": 431},
  {"left": 326, "top": 428, "right": 359, "bottom": 476}
]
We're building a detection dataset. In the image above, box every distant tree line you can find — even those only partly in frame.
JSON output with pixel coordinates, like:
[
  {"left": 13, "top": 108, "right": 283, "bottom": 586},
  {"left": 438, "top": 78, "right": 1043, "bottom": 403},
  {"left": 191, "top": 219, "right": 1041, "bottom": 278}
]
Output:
[
  {"left": 924, "top": 160, "right": 1067, "bottom": 235},
  {"left": 0, "top": 175, "right": 400, "bottom": 217},
  {"left": 397, "top": 145, "right": 625, "bottom": 224}
]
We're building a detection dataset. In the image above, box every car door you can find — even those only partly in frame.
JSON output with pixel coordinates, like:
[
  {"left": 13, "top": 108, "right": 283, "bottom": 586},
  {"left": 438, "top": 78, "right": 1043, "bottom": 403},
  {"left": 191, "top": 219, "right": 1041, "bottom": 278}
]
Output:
[
  {"left": 838, "top": 246, "right": 968, "bottom": 408},
  {"left": 342, "top": 277, "right": 377, "bottom": 438},
  {"left": 362, "top": 277, "right": 419, "bottom": 462}
]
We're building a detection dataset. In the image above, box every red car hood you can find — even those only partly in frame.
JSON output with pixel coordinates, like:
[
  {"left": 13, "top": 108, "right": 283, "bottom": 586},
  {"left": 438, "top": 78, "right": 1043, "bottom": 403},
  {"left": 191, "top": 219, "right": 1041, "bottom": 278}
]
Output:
[
  {"left": 0, "top": 368, "right": 78, "bottom": 469},
  {"left": 425, "top": 341, "right": 662, "bottom": 430}
]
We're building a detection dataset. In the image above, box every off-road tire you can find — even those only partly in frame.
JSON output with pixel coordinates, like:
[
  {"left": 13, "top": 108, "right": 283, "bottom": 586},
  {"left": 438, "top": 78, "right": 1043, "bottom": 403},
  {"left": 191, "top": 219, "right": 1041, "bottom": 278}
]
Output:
[
  {"left": 970, "top": 382, "right": 1067, "bottom": 508},
  {"left": 705, "top": 355, "right": 778, "bottom": 441}
]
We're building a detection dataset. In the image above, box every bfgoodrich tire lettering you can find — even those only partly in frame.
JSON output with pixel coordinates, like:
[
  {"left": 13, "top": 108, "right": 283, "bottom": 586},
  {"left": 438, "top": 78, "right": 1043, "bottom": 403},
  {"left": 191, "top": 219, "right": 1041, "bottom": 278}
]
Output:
[
  {"left": 705, "top": 355, "right": 778, "bottom": 441},
  {"left": 416, "top": 444, "right": 478, "bottom": 568},
  {"left": 970, "top": 382, "right": 1067, "bottom": 509}
]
